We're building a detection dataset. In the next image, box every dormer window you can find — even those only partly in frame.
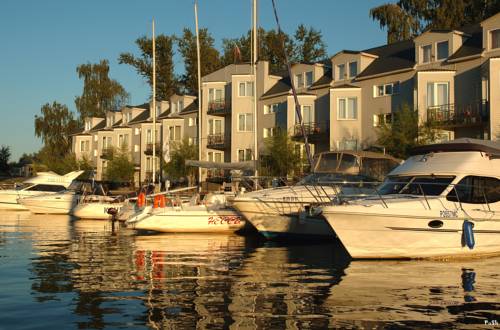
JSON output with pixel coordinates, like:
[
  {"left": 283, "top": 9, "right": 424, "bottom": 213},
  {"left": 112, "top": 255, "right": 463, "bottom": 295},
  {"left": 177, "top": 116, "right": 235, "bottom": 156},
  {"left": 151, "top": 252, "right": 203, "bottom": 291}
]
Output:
[
  {"left": 422, "top": 45, "right": 432, "bottom": 63},
  {"left": 337, "top": 64, "right": 346, "bottom": 80},
  {"left": 349, "top": 62, "right": 358, "bottom": 78},
  {"left": 437, "top": 41, "right": 449, "bottom": 60},
  {"left": 85, "top": 121, "right": 91, "bottom": 131},
  {"left": 491, "top": 29, "right": 500, "bottom": 49},
  {"left": 295, "top": 73, "right": 304, "bottom": 88},
  {"left": 171, "top": 102, "right": 177, "bottom": 113},
  {"left": 305, "top": 71, "right": 313, "bottom": 87},
  {"left": 178, "top": 100, "right": 184, "bottom": 112}
]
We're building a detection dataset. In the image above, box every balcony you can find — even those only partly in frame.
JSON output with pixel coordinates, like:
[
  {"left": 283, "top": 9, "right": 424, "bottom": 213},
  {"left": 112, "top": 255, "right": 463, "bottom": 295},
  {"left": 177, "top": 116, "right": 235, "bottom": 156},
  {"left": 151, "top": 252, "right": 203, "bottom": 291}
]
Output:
[
  {"left": 100, "top": 147, "right": 114, "bottom": 160},
  {"left": 207, "top": 134, "right": 230, "bottom": 150},
  {"left": 207, "top": 99, "right": 230, "bottom": 116},
  {"left": 144, "top": 142, "right": 161, "bottom": 155},
  {"left": 427, "top": 100, "right": 489, "bottom": 129},
  {"left": 292, "top": 122, "right": 330, "bottom": 142}
]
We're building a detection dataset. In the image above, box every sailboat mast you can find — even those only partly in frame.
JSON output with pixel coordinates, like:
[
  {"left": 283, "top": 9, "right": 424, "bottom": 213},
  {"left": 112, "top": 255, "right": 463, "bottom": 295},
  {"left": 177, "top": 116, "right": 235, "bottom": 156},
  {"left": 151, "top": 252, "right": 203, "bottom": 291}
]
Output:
[
  {"left": 194, "top": 0, "right": 202, "bottom": 190},
  {"left": 252, "top": 0, "right": 258, "bottom": 188},
  {"left": 152, "top": 19, "right": 157, "bottom": 185}
]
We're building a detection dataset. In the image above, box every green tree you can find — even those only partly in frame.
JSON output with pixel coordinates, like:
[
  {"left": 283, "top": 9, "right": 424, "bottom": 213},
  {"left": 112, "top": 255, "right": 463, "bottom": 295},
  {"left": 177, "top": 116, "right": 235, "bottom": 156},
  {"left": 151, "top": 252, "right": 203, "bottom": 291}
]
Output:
[
  {"left": 370, "top": 0, "right": 500, "bottom": 43},
  {"left": 35, "top": 101, "right": 79, "bottom": 158},
  {"left": 75, "top": 59, "right": 129, "bottom": 119},
  {"left": 0, "top": 145, "right": 11, "bottom": 172},
  {"left": 164, "top": 139, "right": 198, "bottom": 186},
  {"left": 118, "top": 34, "right": 176, "bottom": 100},
  {"left": 376, "top": 104, "right": 439, "bottom": 159},
  {"left": 35, "top": 148, "right": 90, "bottom": 175},
  {"left": 104, "top": 148, "right": 135, "bottom": 183},
  {"left": 261, "top": 130, "right": 301, "bottom": 177},
  {"left": 293, "top": 24, "right": 327, "bottom": 63},
  {"left": 177, "top": 28, "right": 222, "bottom": 94}
]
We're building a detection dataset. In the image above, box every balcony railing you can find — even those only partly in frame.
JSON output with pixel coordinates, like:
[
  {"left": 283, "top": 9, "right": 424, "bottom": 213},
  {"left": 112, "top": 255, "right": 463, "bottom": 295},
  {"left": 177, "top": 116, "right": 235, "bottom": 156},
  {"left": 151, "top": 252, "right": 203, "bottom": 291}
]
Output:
[
  {"left": 427, "top": 100, "right": 489, "bottom": 128},
  {"left": 144, "top": 142, "right": 161, "bottom": 155},
  {"left": 207, "top": 134, "right": 230, "bottom": 149},
  {"left": 100, "top": 147, "right": 114, "bottom": 160},
  {"left": 292, "top": 121, "right": 330, "bottom": 141},
  {"left": 207, "top": 99, "right": 230, "bottom": 115}
]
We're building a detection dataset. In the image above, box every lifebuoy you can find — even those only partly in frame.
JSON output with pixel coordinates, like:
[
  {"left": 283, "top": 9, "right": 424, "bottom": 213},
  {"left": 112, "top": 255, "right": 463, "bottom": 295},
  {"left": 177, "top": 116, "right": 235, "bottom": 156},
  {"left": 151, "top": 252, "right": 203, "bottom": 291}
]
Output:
[{"left": 137, "top": 192, "right": 146, "bottom": 208}]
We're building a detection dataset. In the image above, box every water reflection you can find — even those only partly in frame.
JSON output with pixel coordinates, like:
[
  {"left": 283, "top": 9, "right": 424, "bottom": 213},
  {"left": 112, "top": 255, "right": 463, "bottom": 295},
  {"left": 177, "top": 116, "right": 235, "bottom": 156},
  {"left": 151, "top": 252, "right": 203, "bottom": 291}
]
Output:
[{"left": 0, "top": 211, "right": 499, "bottom": 329}]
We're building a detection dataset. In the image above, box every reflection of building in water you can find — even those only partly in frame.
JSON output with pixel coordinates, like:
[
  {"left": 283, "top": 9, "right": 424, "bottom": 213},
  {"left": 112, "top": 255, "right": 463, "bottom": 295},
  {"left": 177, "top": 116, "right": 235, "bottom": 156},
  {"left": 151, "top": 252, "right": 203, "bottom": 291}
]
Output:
[
  {"left": 324, "top": 258, "right": 500, "bottom": 328},
  {"left": 228, "top": 242, "right": 349, "bottom": 329},
  {"left": 133, "top": 234, "right": 248, "bottom": 329}
]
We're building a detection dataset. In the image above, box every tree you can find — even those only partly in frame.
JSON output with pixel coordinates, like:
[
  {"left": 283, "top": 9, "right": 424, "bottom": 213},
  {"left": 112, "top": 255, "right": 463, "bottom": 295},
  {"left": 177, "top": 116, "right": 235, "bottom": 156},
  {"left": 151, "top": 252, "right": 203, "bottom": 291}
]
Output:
[
  {"left": 376, "top": 104, "right": 439, "bottom": 159},
  {"left": 118, "top": 34, "right": 176, "bottom": 101},
  {"left": 0, "top": 145, "right": 11, "bottom": 173},
  {"left": 104, "top": 148, "right": 135, "bottom": 183},
  {"left": 293, "top": 24, "right": 327, "bottom": 63},
  {"left": 176, "top": 28, "right": 222, "bottom": 94},
  {"left": 370, "top": 0, "right": 500, "bottom": 43},
  {"left": 35, "top": 147, "right": 91, "bottom": 175},
  {"left": 261, "top": 130, "right": 302, "bottom": 177},
  {"left": 164, "top": 139, "right": 198, "bottom": 186},
  {"left": 75, "top": 60, "right": 129, "bottom": 119},
  {"left": 35, "top": 101, "right": 79, "bottom": 158}
]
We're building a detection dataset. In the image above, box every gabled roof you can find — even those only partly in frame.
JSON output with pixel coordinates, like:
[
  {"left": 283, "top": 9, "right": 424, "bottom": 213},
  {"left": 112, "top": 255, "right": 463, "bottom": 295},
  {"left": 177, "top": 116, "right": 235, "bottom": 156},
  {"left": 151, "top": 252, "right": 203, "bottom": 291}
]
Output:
[
  {"left": 112, "top": 119, "right": 123, "bottom": 128},
  {"left": 356, "top": 39, "right": 415, "bottom": 79},
  {"left": 447, "top": 25, "right": 483, "bottom": 62},
  {"left": 126, "top": 103, "right": 150, "bottom": 110},
  {"left": 310, "top": 69, "right": 332, "bottom": 89},
  {"left": 331, "top": 83, "right": 360, "bottom": 89},
  {"left": 91, "top": 120, "right": 106, "bottom": 131},
  {"left": 128, "top": 109, "right": 150, "bottom": 124},
  {"left": 261, "top": 76, "right": 291, "bottom": 99},
  {"left": 179, "top": 102, "right": 198, "bottom": 115}
]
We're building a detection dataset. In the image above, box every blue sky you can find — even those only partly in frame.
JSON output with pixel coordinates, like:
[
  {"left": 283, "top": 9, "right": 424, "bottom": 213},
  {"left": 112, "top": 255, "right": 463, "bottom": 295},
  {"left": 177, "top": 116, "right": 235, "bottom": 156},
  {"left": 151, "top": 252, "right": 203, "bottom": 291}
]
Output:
[{"left": 0, "top": 0, "right": 389, "bottom": 161}]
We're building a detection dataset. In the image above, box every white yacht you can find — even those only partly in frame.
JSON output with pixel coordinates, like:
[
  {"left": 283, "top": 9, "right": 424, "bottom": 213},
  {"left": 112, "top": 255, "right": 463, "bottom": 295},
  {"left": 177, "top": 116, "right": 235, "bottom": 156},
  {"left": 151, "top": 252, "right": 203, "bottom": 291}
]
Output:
[
  {"left": 0, "top": 170, "right": 83, "bottom": 211},
  {"left": 72, "top": 195, "right": 125, "bottom": 220},
  {"left": 19, "top": 188, "right": 81, "bottom": 215},
  {"left": 321, "top": 139, "right": 500, "bottom": 259},
  {"left": 127, "top": 193, "right": 246, "bottom": 233},
  {"left": 231, "top": 151, "right": 400, "bottom": 240}
]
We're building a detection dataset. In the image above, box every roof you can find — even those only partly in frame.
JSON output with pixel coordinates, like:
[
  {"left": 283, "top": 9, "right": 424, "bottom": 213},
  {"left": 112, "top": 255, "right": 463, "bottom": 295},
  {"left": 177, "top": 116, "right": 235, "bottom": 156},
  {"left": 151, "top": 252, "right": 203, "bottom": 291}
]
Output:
[
  {"left": 179, "top": 102, "right": 198, "bottom": 114},
  {"left": 331, "top": 83, "right": 360, "bottom": 89},
  {"left": 310, "top": 69, "right": 332, "bottom": 89},
  {"left": 261, "top": 76, "right": 291, "bottom": 99},
  {"left": 356, "top": 39, "right": 415, "bottom": 79},
  {"left": 128, "top": 109, "right": 150, "bottom": 124},
  {"left": 447, "top": 27, "right": 483, "bottom": 62},
  {"left": 126, "top": 103, "right": 150, "bottom": 110},
  {"left": 411, "top": 138, "right": 500, "bottom": 157},
  {"left": 112, "top": 119, "right": 123, "bottom": 128},
  {"left": 90, "top": 120, "right": 106, "bottom": 131},
  {"left": 70, "top": 127, "right": 86, "bottom": 136}
]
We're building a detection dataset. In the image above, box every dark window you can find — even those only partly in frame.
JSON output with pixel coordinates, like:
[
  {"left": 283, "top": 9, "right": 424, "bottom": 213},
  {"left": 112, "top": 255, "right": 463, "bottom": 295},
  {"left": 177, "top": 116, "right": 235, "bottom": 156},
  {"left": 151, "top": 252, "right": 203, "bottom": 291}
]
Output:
[
  {"left": 26, "top": 184, "right": 66, "bottom": 192},
  {"left": 378, "top": 176, "right": 455, "bottom": 196},
  {"left": 447, "top": 176, "right": 500, "bottom": 204}
]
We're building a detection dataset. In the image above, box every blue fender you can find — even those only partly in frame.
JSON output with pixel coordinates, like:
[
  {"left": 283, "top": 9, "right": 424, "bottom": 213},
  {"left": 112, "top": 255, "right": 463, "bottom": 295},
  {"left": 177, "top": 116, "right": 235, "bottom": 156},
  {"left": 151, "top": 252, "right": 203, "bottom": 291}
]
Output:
[{"left": 462, "top": 220, "right": 475, "bottom": 249}]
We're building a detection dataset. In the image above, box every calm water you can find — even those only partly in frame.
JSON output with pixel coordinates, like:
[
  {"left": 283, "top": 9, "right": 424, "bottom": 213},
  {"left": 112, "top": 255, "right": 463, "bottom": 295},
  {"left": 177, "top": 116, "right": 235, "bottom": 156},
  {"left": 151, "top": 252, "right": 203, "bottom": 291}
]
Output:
[{"left": 1, "top": 212, "right": 499, "bottom": 329}]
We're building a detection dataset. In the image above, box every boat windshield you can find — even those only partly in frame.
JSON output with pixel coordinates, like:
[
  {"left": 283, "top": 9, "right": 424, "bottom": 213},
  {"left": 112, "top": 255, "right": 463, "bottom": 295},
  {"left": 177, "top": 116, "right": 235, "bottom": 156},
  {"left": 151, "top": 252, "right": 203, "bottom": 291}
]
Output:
[
  {"left": 378, "top": 176, "right": 456, "bottom": 196},
  {"left": 298, "top": 173, "right": 375, "bottom": 185},
  {"left": 314, "top": 153, "right": 358, "bottom": 173}
]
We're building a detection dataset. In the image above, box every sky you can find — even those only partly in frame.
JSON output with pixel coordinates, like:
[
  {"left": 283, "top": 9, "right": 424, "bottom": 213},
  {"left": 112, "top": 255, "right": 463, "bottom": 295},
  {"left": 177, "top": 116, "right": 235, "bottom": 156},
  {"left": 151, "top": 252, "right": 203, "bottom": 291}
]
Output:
[{"left": 0, "top": 0, "right": 389, "bottom": 161}]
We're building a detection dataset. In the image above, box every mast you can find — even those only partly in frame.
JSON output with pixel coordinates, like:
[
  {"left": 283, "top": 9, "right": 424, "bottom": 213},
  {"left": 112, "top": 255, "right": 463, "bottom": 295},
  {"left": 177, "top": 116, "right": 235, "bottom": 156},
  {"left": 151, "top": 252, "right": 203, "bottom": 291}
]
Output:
[
  {"left": 152, "top": 19, "right": 157, "bottom": 185},
  {"left": 194, "top": 0, "right": 202, "bottom": 190},
  {"left": 252, "top": 0, "right": 258, "bottom": 189}
]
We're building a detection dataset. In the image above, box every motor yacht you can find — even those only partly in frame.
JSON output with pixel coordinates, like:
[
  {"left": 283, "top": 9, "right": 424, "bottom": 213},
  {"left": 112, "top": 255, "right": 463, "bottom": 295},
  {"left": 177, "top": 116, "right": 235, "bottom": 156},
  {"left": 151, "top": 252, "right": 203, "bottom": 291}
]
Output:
[
  {"left": 0, "top": 170, "right": 83, "bottom": 211},
  {"left": 127, "top": 193, "right": 246, "bottom": 233},
  {"left": 72, "top": 194, "right": 125, "bottom": 220},
  {"left": 231, "top": 151, "right": 400, "bottom": 240},
  {"left": 320, "top": 139, "right": 500, "bottom": 259}
]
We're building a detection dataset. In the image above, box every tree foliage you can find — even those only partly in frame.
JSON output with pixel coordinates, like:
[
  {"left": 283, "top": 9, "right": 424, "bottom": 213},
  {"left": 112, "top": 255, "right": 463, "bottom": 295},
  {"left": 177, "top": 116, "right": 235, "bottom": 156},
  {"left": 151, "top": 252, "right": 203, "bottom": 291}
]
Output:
[
  {"left": 118, "top": 34, "right": 176, "bottom": 101},
  {"left": 176, "top": 28, "right": 222, "bottom": 95},
  {"left": 293, "top": 24, "right": 327, "bottom": 63},
  {"left": 164, "top": 139, "right": 198, "bottom": 185},
  {"left": 35, "top": 101, "right": 79, "bottom": 158},
  {"left": 75, "top": 60, "right": 129, "bottom": 119},
  {"left": 261, "top": 130, "right": 302, "bottom": 177},
  {"left": 35, "top": 147, "right": 92, "bottom": 175},
  {"left": 370, "top": 0, "right": 500, "bottom": 43},
  {"left": 0, "top": 145, "right": 11, "bottom": 172},
  {"left": 104, "top": 148, "right": 135, "bottom": 183},
  {"left": 376, "top": 104, "right": 439, "bottom": 159}
]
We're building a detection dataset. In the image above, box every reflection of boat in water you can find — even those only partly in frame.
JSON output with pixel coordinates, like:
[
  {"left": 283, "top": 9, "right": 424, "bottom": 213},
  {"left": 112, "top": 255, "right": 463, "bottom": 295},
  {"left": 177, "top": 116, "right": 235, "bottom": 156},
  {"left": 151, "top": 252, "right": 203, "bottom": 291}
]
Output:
[
  {"left": 232, "top": 151, "right": 400, "bottom": 240},
  {"left": 324, "top": 257, "right": 500, "bottom": 327}
]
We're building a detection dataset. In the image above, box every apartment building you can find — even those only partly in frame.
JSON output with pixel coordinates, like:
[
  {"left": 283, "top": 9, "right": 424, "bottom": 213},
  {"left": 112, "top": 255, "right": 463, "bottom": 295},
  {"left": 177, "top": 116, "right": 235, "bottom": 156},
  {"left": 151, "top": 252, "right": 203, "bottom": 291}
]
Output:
[{"left": 72, "top": 12, "right": 500, "bottom": 186}]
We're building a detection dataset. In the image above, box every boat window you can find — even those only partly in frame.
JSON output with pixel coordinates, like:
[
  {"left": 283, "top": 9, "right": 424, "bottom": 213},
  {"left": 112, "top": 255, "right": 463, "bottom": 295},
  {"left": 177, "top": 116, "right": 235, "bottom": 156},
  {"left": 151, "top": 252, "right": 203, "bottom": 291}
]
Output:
[
  {"left": 446, "top": 176, "right": 500, "bottom": 204},
  {"left": 378, "top": 176, "right": 454, "bottom": 196},
  {"left": 314, "top": 153, "right": 341, "bottom": 172},
  {"left": 338, "top": 154, "right": 358, "bottom": 172},
  {"left": 26, "top": 184, "right": 66, "bottom": 192},
  {"left": 360, "top": 158, "right": 400, "bottom": 181}
]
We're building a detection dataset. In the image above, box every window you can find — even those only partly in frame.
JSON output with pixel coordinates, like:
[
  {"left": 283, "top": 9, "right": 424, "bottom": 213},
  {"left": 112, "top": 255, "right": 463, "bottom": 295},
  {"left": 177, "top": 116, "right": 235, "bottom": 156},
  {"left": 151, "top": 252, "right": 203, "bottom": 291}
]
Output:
[
  {"left": 80, "top": 141, "right": 85, "bottom": 152},
  {"left": 208, "top": 152, "right": 223, "bottom": 162},
  {"left": 169, "top": 126, "right": 181, "bottom": 141},
  {"left": 338, "top": 97, "right": 358, "bottom": 120},
  {"left": 171, "top": 102, "right": 177, "bottom": 113},
  {"left": 436, "top": 41, "right": 448, "bottom": 60},
  {"left": 238, "top": 113, "right": 253, "bottom": 131},
  {"left": 447, "top": 176, "right": 500, "bottom": 204},
  {"left": 263, "top": 127, "right": 276, "bottom": 138},
  {"left": 135, "top": 128, "right": 140, "bottom": 135},
  {"left": 85, "top": 121, "right": 91, "bottom": 131},
  {"left": 374, "top": 82, "right": 400, "bottom": 97},
  {"left": 85, "top": 141, "right": 89, "bottom": 152},
  {"left": 134, "top": 145, "right": 139, "bottom": 152},
  {"left": 188, "top": 137, "right": 194, "bottom": 146},
  {"left": 422, "top": 44, "right": 432, "bottom": 63},
  {"left": 373, "top": 113, "right": 392, "bottom": 127},
  {"left": 188, "top": 117, "right": 197, "bottom": 126},
  {"left": 238, "top": 81, "right": 254, "bottom": 96},
  {"left": 26, "top": 184, "right": 66, "bottom": 192},
  {"left": 208, "top": 119, "right": 222, "bottom": 135},
  {"left": 264, "top": 103, "right": 282, "bottom": 114},
  {"left": 147, "top": 129, "right": 152, "bottom": 143},
  {"left": 349, "top": 62, "right": 357, "bottom": 77},
  {"left": 337, "top": 64, "right": 345, "bottom": 80},
  {"left": 102, "top": 136, "right": 112, "bottom": 149},
  {"left": 427, "top": 82, "right": 449, "bottom": 108},
  {"left": 295, "top": 105, "right": 313, "bottom": 124},
  {"left": 237, "top": 149, "right": 252, "bottom": 162},
  {"left": 491, "top": 29, "right": 500, "bottom": 49},
  {"left": 208, "top": 88, "right": 224, "bottom": 101},
  {"left": 178, "top": 100, "right": 184, "bottom": 112},
  {"left": 118, "top": 134, "right": 124, "bottom": 147},
  {"left": 305, "top": 71, "right": 313, "bottom": 87},
  {"left": 379, "top": 176, "right": 455, "bottom": 196},
  {"left": 295, "top": 73, "right": 304, "bottom": 88}
]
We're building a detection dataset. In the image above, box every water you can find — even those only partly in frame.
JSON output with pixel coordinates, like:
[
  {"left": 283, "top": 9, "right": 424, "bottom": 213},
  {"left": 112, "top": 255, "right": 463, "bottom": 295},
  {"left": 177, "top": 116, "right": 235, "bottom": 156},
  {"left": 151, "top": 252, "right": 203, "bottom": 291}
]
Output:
[{"left": 1, "top": 212, "right": 499, "bottom": 329}]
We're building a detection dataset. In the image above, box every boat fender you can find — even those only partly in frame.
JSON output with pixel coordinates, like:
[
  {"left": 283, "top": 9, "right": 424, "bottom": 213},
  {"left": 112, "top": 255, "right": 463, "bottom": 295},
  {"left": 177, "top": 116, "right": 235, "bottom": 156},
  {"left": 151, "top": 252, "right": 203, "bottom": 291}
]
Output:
[
  {"left": 462, "top": 220, "right": 475, "bottom": 249},
  {"left": 137, "top": 193, "right": 146, "bottom": 208}
]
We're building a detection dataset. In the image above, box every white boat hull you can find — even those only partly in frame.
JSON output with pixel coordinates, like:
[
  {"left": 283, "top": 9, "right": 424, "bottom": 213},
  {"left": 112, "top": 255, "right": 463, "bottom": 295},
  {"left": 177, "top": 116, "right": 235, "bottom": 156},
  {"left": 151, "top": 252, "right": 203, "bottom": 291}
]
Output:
[
  {"left": 129, "top": 207, "right": 245, "bottom": 233},
  {"left": 73, "top": 202, "right": 124, "bottom": 220},
  {"left": 19, "top": 193, "right": 79, "bottom": 215},
  {"left": 323, "top": 201, "right": 500, "bottom": 259},
  {"left": 0, "top": 191, "right": 53, "bottom": 210}
]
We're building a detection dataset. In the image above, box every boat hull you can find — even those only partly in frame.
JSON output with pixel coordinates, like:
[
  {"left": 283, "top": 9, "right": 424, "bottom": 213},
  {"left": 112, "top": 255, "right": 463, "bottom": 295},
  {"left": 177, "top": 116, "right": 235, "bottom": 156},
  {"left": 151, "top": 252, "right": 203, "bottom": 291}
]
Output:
[
  {"left": 129, "top": 208, "right": 245, "bottom": 233},
  {"left": 0, "top": 191, "right": 52, "bottom": 211},
  {"left": 73, "top": 202, "right": 124, "bottom": 220},
  {"left": 322, "top": 207, "right": 500, "bottom": 259},
  {"left": 19, "top": 194, "right": 79, "bottom": 215}
]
